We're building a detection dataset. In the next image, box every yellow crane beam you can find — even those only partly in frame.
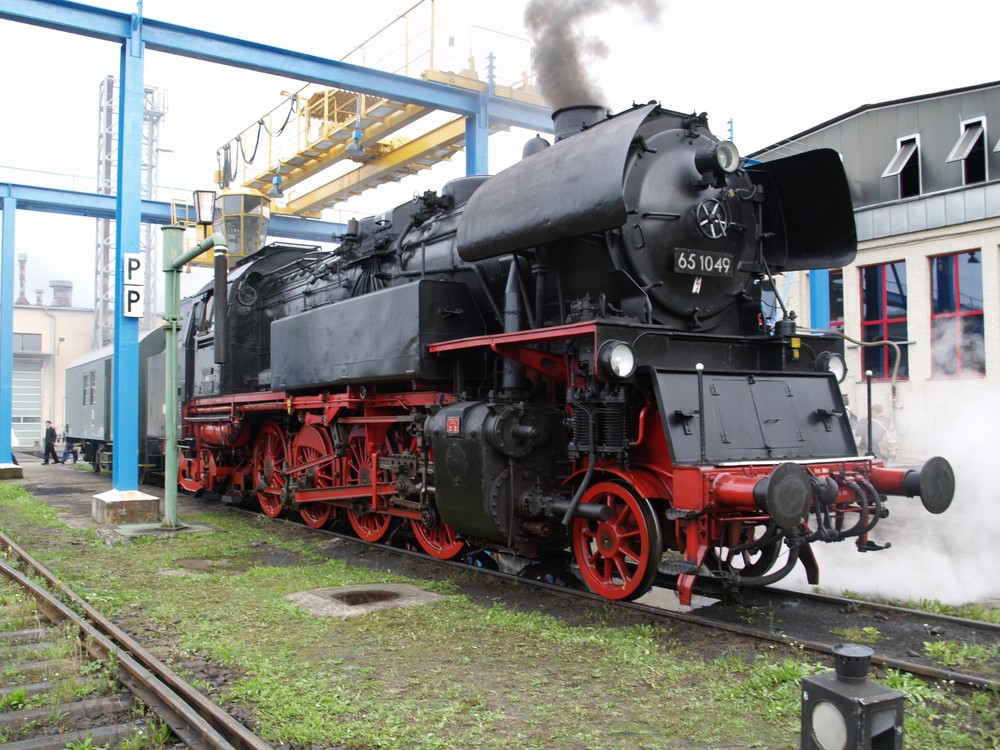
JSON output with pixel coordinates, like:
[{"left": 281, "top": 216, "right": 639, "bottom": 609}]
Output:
[{"left": 282, "top": 117, "right": 470, "bottom": 215}]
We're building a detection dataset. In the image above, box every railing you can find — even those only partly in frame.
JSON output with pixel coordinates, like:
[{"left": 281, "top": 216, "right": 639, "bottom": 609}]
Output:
[{"left": 214, "top": 0, "right": 536, "bottom": 195}]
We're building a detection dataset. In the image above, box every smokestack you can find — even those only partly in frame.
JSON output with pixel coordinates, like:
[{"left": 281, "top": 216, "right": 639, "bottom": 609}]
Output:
[
  {"left": 35, "top": 288, "right": 44, "bottom": 306},
  {"left": 16, "top": 254, "right": 29, "bottom": 305},
  {"left": 50, "top": 280, "right": 73, "bottom": 307},
  {"left": 552, "top": 105, "right": 607, "bottom": 141}
]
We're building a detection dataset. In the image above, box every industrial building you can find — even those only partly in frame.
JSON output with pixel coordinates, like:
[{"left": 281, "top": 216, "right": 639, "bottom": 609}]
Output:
[
  {"left": 10, "top": 267, "right": 94, "bottom": 447},
  {"left": 753, "top": 80, "right": 1000, "bottom": 462}
]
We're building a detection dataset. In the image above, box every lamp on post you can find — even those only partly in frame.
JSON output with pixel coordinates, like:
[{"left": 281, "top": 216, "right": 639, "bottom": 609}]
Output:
[{"left": 192, "top": 189, "right": 216, "bottom": 226}]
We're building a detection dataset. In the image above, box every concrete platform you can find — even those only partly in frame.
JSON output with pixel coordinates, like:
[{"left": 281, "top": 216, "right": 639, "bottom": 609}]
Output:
[{"left": 5, "top": 451, "right": 218, "bottom": 537}]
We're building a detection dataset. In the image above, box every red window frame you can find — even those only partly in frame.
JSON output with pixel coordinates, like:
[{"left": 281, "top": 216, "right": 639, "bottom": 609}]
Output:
[
  {"left": 859, "top": 261, "right": 908, "bottom": 380},
  {"left": 929, "top": 251, "right": 985, "bottom": 377}
]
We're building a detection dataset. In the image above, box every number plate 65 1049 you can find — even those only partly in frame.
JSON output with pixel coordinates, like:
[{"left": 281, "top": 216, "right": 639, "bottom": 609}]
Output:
[{"left": 673, "top": 248, "right": 734, "bottom": 277}]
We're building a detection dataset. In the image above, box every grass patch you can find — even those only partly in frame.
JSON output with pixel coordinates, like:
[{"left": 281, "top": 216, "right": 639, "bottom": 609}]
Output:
[
  {"left": 923, "top": 640, "right": 1000, "bottom": 668},
  {"left": 830, "top": 625, "right": 881, "bottom": 644},
  {"left": 839, "top": 589, "right": 1000, "bottom": 625},
  {"left": 1, "top": 487, "right": 997, "bottom": 749}
]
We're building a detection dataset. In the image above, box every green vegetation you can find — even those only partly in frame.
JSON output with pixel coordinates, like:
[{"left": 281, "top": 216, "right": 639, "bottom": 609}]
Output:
[
  {"left": 1, "top": 485, "right": 998, "bottom": 749},
  {"left": 0, "top": 687, "right": 28, "bottom": 711},
  {"left": 838, "top": 588, "right": 1000, "bottom": 626},
  {"left": 908, "top": 598, "right": 1000, "bottom": 626},
  {"left": 64, "top": 735, "right": 110, "bottom": 750},
  {"left": 923, "top": 640, "right": 1000, "bottom": 668},
  {"left": 830, "top": 625, "right": 881, "bottom": 643}
]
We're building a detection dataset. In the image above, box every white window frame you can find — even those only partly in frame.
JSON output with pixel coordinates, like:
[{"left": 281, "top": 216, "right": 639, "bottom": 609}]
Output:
[
  {"left": 946, "top": 117, "right": 987, "bottom": 184},
  {"left": 881, "top": 136, "right": 918, "bottom": 178}
]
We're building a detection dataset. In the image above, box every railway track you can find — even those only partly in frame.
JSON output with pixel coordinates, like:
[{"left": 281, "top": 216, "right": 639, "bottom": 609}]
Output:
[{"left": 0, "top": 530, "right": 273, "bottom": 750}]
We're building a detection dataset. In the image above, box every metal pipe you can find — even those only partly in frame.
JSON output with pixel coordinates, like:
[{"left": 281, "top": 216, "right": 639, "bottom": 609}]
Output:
[
  {"left": 160, "top": 225, "right": 183, "bottom": 529},
  {"left": 214, "top": 246, "right": 229, "bottom": 365},
  {"left": 865, "top": 369, "right": 873, "bottom": 456},
  {"left": 561, "top": 450, "right": 595, "bottom": 527},
  {"left": 160, "top": 229, "right": 227, "bottom": 528},
  {"left": 696, "top": 363, "right": 707, "bottom": 464}
]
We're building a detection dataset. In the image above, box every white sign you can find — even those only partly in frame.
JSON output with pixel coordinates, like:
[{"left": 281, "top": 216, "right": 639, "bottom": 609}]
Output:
[
  {"left": 124, "top": 254, "right": 144, "bottom": 285},
  {"left": 123, "top": 253, "right": 144, "bottom": 318},
  {"left": 123, "top": 286, "right": 144, "bottom": 318}
]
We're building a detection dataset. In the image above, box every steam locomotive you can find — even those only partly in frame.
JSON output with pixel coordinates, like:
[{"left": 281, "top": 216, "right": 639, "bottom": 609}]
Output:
[{"left": 166, "top": 102, "right": 953, "bottom": 605}]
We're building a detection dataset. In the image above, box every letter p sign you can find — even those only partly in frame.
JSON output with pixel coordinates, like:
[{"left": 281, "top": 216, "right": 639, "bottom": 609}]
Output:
[{"left": 123, "top": 253, "right": 145, "bottom": 318}]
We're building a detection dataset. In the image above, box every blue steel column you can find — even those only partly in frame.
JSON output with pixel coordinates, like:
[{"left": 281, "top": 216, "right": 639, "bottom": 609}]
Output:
[
  {"left": 465, "top": 93, "right": 490, "bottom": 176},
  {"left": 810, "top": 269, "right": 831, "bottom": 329},
  {"left": 111, "top": 13, "right": 145, "bottom": 489},
  {"left": 0, "top": 197, "right": 15, "bottom": 462}
]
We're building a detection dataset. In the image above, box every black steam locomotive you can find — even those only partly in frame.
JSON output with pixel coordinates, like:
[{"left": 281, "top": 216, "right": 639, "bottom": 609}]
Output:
[{"left": 174, "top": 102, "right": 953, "bottom": 604}]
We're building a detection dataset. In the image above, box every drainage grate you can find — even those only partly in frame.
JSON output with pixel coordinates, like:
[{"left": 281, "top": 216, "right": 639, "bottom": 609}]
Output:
[{"left": 284, "top": 583, "right": 443, "bottom": 618}]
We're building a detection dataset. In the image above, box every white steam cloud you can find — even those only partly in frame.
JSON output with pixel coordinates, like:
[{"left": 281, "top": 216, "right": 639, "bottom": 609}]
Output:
[{"left": 784, "top": 390, "right": 1000, "bottom": 607}]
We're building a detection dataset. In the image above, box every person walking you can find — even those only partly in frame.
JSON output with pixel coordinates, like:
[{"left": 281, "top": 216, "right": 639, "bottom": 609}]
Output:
[
  {"left": 42, "top": 420, "right": 62, "bottom": 464},
  {"left": 61, "top": 424, "right": 79, "bottom": 464}
]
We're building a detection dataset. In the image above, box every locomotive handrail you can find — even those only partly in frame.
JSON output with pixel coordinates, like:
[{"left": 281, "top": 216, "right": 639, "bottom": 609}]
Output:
[{"left": 427, "top": 320, "right": 598, "bottom": 352}]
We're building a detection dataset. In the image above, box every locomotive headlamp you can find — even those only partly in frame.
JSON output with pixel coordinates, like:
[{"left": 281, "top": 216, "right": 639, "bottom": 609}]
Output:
[
  {"left": 815, "top": 351, "right": 848, "bottom": 383},
  {"left": 695, "top": 140, "right": 741, "bottom": 176},
  {"left": 598, "top": 341, "right": 637, "bottom": 379}
]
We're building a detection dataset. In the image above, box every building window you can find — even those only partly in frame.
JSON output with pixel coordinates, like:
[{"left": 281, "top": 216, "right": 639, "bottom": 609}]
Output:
[
  {"left": 881, "top": 136, "right": 920, "bottom": 199},
  {"left": 14, "top": 332, "right": 42, "bottom": 352},
  {"left": 829, "top": 269, "right": 844, "bottom": 329},
  {"left": 860, "top": 261, "right": 908, "bottom": 379},
  {"left": 930, "top": 250, "right": 985, "bottom": 376},
  {"left": 946, "top": 119, "right": 987, "bottom": 185}
]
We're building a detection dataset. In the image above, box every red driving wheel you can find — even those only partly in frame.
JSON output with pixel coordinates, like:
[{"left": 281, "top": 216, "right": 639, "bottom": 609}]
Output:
[
  {"left": 571, "top": 481, "right": 663, "bottom": 600},
  {"left": 345, "top": 429, "right": 392, "bottom": 542},
  {"left": 292, "top": 424, "right": 336, "bottom": 529},
  {"left": 252, "top": 421, "right": 288, "bottom": 518},
  {"left": 410, "top": 518, "right": 464, "bottom": 560}
]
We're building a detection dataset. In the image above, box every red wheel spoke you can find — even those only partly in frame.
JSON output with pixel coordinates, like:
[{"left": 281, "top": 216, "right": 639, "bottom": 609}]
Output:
[
  {"left": 613, "top": 556, "right": 631, "bottom": 584},
  {"left": 621, "top": 541, "right": 643, "bottom": 563}
]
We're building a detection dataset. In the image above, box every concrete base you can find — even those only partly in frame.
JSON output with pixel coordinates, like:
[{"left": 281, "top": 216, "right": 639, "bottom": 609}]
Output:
[
  {"left": 0, "top": 462, "right": 24, "bottom": 479},
  {"left": 285, "top": 584, "right": 444, "bottom": 619},
  {"left": 92, "top": 489, "right": 160, "bottom": 525}
]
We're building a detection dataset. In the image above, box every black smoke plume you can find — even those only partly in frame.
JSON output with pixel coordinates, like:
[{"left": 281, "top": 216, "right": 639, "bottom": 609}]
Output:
[{"left": 524, "top": 0, "right": 663, "bottom": 109}]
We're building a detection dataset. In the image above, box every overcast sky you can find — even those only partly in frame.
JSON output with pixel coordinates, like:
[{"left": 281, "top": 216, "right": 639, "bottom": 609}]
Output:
[{"left": 1, "top": 0, "right": 997, "bottom": 307}]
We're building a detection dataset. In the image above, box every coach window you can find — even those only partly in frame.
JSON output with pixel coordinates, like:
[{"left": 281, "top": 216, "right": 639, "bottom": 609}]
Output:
[
  {"left": 930, "top": 250, "right": 985, "bottom": 376},
  {"left": 881, "top": 136, "right": 920, "bottom": 199},
  {"left": 860, "top": 261, "right": 908, "bottom": 379},
  {"left": 946, "top": 119, "right": 987, "bottom": 185}
]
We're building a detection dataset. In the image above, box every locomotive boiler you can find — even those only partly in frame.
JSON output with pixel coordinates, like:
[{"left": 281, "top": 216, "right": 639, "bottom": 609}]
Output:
[{"left": 176, "top": 102, "right": 954, "bottom": 605}]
